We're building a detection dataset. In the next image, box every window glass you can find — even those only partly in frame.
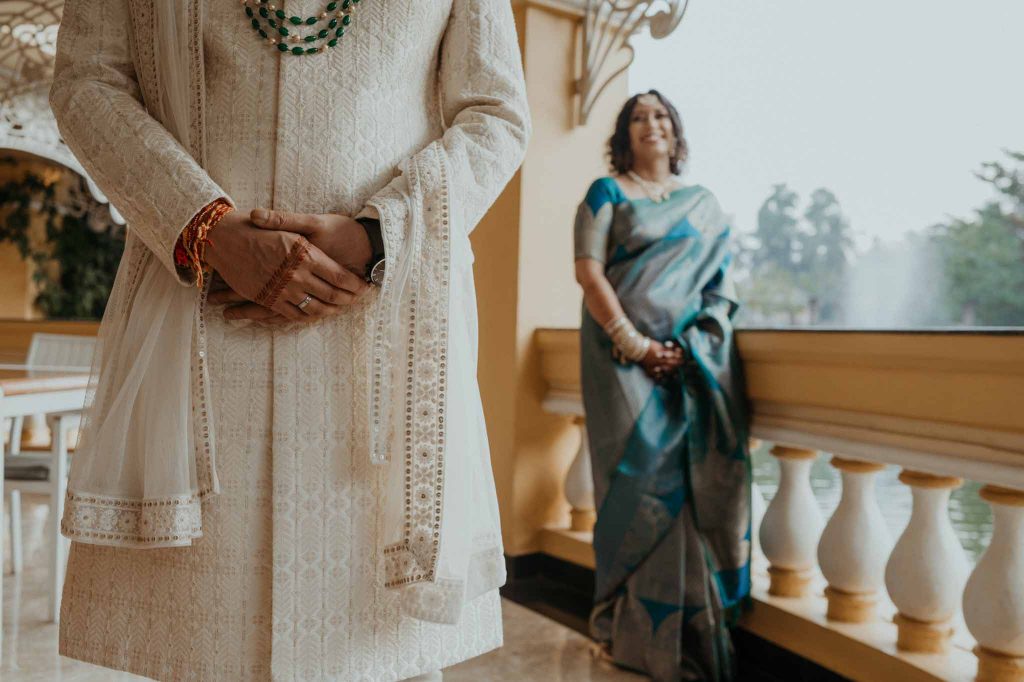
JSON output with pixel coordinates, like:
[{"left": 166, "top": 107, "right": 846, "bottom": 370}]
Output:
[{"left": 630, "top": 1, "right": 1024, "bottom": 328}]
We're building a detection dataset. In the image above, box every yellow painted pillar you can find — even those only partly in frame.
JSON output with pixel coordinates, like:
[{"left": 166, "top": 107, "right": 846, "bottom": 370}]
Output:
[{"left": 472, "top": 1, "right": 631, "bottom": 556}]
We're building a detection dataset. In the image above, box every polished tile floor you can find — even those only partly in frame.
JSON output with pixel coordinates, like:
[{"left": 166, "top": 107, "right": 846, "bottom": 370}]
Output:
[{"left": 2, "top": 495, "right": 642, "bottom": 681}]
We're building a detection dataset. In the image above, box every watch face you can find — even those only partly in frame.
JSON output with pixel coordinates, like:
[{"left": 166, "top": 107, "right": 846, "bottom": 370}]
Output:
[{"left": 370, "top": 259, "right": 386, "bottom": 285}]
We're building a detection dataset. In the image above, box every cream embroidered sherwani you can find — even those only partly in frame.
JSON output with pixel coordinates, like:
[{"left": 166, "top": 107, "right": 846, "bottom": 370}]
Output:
[{"left": 48, "top": 1, "right": 530, "bottom": 680}]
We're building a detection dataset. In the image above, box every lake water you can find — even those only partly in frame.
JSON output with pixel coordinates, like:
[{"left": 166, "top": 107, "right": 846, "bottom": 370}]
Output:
[{"left": 751, "top": 442, "right": 994, "bottom": 563}]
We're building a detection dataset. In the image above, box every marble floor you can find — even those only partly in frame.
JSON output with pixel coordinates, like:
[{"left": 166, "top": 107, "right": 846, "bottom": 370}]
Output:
[{"left": 2, "top": 495, "right": 642, "bottom": 681}]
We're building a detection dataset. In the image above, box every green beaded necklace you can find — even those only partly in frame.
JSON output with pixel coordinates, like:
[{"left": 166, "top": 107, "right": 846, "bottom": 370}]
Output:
[{"left": 241, "top": 0, "right": 362, "bottom": 56}]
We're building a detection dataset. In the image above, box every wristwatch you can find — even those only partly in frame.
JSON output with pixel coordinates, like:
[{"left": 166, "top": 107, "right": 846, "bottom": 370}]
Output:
[{"left": 356, "top": 217, "right": 386, "bottom": 285}]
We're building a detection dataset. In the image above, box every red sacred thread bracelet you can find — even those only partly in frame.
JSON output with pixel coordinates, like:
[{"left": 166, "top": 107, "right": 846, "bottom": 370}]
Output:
[{"left": 174, "top": 199, "right": 234, "bottom": 289}]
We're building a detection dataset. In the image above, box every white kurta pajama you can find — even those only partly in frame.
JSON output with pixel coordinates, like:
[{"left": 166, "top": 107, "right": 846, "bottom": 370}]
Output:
[{"left": 48, "top": 1, "right": 530, "bottom": 680}]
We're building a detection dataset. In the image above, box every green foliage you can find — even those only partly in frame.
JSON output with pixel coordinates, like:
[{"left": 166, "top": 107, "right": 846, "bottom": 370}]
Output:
[
  {"left": 751, "top": 183, "right": 800, "bottom": 272},
  {"left": 739, "top": 151, "right": 1023, "bottom": 328},
  {"left": 798, "top": 188, "right": 853, "bottom": 323},
  {"left": 736, "top": 263, "right": 806, "bottom": 325},
  {"left": 0, "top": 162, "right": 125, "bottom": 320},
  {"left": 739, "top": 183, "right": 853, "bottom": 325},
  {"left": 929, "top": 150, "right": 1024, "bottom": 326}
]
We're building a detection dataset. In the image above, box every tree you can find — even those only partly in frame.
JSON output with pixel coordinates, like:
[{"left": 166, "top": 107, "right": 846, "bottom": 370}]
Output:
[
  {"left": 738, "top": 183, "right": 852, "bottom": 326},
  {"left": 751, "top": 183, "right": 800, "bottom": 272},
  {"left": 735, "top": 264, "right": 807, "bottom": 326},
  {"left": 799, "top": 188, "right": 853, "bottom": 323},
  {"left": 736, "top": 184, "right": 808, "bottom": 325},
  {"left": 930, "top": 151, "right": 1024, "bottom": 326}
]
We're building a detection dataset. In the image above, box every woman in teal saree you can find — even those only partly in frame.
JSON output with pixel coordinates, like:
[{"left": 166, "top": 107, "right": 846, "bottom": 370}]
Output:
[{"left": 574, "top": 91, "right": 752, "bottom": 682}]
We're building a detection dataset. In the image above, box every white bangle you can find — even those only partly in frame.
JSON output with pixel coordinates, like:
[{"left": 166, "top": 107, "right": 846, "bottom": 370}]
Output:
[
  {"left": 622, "top": 333, "right": 651, "bottom": 362},
  {"left": 603, "top": 316, "right": 630, "bottom": 335},
  {"left": 604, "top": 315, "right": 652, "bottom": 362}
]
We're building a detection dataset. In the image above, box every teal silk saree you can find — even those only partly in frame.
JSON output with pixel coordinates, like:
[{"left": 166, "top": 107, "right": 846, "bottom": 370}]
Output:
[{"left": 575, "top": 177, "right": 752, "bottom": 682}]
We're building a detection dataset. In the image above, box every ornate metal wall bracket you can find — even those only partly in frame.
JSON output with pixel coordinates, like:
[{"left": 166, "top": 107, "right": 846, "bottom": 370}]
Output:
[
  {"left": 576, "top": 0, "right": 691, "bottom": 126},
  {"left": 0, "top": 0, "right": 123, "bottom": 223}
]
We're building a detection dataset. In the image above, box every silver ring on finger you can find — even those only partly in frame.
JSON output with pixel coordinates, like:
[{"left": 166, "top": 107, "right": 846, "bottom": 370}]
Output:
[{"left": 297, "top": 294, "right": 314, "bottom": 312}]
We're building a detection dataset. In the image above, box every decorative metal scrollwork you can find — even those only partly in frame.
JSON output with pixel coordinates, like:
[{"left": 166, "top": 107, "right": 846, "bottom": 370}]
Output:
[
  {"left": 0, "top": 0, "right": 62, "bottom": 104},
  {"left": 576, "top": 0, "right": 691, "bottom": 126},
  {"left": 0, "top": 0, "right": 122, "bottom": 223}
]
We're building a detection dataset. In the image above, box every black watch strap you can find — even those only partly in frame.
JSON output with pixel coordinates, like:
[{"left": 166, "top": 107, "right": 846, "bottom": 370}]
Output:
[
  {"left": 356, "top": 216, "right": 386, "bottom": 284},
  {"left": 356, "top": 217, "right": 385, "bottom": 262}
]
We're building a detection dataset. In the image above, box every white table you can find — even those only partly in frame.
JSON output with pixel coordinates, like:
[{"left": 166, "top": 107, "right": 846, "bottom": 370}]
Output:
[
  {"left": 0, "top": 369, "right": 88, "bottom": 420},
  {"left": 1, "top": 369, "right": 88, "bottom": 661}
]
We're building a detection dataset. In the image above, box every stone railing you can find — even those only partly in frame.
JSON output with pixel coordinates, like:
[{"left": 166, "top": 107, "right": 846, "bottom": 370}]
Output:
[{"left": 535, "top": 328, "right": 1024, "bottom": 682}]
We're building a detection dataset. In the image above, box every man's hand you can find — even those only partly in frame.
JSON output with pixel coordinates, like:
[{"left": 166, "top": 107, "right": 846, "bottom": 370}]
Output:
[
  {"left": 205, "top": 209, "right": 369, "bottom": 323},
  {"left": 250, "top": 208, "right": 373, "bottom": 275}
]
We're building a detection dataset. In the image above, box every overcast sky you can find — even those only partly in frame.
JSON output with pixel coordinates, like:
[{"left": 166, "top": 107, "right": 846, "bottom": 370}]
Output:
[{"left": 629, "top": 0, "right": 1024, "bottom": 245}]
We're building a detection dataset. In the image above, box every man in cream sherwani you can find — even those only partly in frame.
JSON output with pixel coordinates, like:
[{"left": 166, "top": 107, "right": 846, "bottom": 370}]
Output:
[{"left": 48, "top": 1, "right": 530, "bottom": 680}]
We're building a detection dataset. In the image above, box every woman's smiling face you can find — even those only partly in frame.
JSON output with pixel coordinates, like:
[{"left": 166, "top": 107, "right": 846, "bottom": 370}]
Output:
[{"left": 628, "top": 94, "right": 676, "bottom": 162}]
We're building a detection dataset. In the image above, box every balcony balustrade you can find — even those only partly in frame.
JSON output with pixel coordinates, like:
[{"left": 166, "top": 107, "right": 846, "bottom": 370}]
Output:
[{"left": 535, "top": 328, "right": 1024, "bottom": 682}]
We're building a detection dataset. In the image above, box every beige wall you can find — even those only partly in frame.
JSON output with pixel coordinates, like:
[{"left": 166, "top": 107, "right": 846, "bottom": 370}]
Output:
[{"left": 473, "top": 1, "right": 632, "bottom": 555}]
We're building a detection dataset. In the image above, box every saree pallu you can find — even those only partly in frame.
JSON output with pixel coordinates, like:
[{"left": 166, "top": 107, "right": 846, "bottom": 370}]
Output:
[{"left": 576, "top": 178, "right": 752, "bottom": 682}]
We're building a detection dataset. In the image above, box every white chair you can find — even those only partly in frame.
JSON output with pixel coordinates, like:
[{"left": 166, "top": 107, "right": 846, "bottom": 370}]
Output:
[
  {"left": 4, "top": 412, "right": 75, "bottom": 622},
  {"left": 6, "top": 333, "right": 95, "bottom": 455},
  {"left": 4, "top": 333, "right": 94, "bottom": 622}
]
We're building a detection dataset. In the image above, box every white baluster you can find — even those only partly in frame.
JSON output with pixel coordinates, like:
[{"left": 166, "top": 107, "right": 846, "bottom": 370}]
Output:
[
  {"left": 748, "top": 439, "right": 767, "bottom": 560},
  {"left": 818, "top": 456, "right": 892, "bottom": 622},
  {"left": 564, "top": 417, "right": 595, "bottom": 532},
  {"left": 759, "top": 445, "right": 822, "bottom": 597},
  {"left": 964, "top": 485, "right": 1024, "bottom": 682},
  {"left": 885, "top": 470, "right": 968, "bottom": 653},
  {"left": 751, "top": 482, "right": 767, "bottom": 555}
]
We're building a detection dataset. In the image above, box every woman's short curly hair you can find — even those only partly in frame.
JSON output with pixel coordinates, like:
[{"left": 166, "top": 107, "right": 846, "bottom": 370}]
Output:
[{"left": 607, "top": 89, "right": 688, "bottom": 175}]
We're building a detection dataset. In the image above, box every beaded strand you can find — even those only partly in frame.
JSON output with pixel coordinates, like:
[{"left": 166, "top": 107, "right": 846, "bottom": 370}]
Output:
[{"left": 240, "top": 0, "right": 362, "bottom": 55}]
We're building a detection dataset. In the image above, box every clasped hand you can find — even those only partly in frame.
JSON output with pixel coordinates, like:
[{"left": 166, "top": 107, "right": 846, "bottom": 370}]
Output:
[
  {"left": 206, "top": 208, "right": 373, "bottom": 324},
  {"left": 640, "top": 340, "right": 686, "bottom": 385}
]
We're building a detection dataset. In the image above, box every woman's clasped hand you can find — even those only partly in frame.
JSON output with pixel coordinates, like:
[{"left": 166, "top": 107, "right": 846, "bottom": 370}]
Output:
[
  {"left": 640, "top": 339, "right": 685, "bottom": 384},
  {"left": 206, "top": 207, "right": 373, "bottom": 324}
]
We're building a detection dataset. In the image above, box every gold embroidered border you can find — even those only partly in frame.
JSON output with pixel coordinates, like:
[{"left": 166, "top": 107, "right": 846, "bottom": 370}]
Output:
[
  {"left": 193, "top": 275, "right": 218, "bottom": 497},
  {"left": 397, "top": 543, "right": 506, "bottom": 623},
  {"left": 188, "top": 0, "right": 218, "bottom": 499},
  {"left": 62, "top": 490, "right": 205, "bottom": 547},
  {"left": 383, "top": 143, "right": 451, "bottom": 588},
  {"left": 66, "top": 2, "right": 218, "bottom": 549}
]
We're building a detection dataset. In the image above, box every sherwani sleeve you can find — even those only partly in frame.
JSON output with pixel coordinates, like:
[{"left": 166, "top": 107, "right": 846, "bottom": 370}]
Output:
[
  {"left": 49, "top": 0, "right": 232, "bottom": 280},
  {"left": 358, "top": 0, "right": 531, "bottom": 236}
]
